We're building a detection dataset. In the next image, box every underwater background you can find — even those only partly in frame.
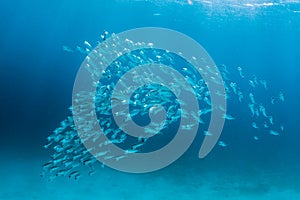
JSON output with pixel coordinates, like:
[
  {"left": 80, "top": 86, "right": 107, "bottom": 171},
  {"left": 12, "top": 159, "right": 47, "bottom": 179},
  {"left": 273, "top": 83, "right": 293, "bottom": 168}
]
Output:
[{"left": 0, "top": 0, "right": 300, "bottom": 199}]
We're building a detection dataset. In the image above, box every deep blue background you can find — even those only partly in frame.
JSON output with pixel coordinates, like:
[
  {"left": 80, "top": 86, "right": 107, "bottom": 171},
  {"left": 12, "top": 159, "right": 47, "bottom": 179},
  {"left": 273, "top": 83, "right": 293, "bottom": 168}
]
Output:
[{"left": 0, "top": 0, "right": 299, "bottom": 171}]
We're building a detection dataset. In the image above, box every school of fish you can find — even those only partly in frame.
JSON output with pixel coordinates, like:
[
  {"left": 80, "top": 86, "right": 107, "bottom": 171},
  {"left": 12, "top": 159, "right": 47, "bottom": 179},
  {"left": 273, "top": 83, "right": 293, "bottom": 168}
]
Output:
[{"left": 42, "top": 32, "right": 285, "bottom": 180}]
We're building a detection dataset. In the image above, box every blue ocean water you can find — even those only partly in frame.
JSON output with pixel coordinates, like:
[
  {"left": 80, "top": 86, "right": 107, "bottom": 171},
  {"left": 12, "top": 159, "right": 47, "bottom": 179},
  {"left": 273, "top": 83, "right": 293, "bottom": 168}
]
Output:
[{"left": 0, "top": 0, "right": 300, "bottom": 199}]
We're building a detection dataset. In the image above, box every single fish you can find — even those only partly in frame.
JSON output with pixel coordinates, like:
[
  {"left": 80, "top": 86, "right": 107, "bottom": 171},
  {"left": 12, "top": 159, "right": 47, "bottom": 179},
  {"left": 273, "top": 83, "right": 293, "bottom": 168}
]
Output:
[
  {"left": 44, "top": 141, "right": 53, "bottom": 149},
  {"left": 249, "top": 93, "right": 255, "bottom": 104},
  {"left": 259, "top": 105, "right": 267, "bottom": 118},
  {"left": 230, "top": 82, "right": 238, "bottom": 94},
  {"left": 252, "top": 122, "right": 259, "bottom": 129},
  {"left": 223, "top": 114, "right": 235, "bottom": 120},
  {"left": 269, "top": 130, "right": 279, "bottom": 136},
  {"left": 49, "top": 166, "right": 60, "bottom": 172},
  {"left": 237, "top": 67, "right": 245, "bottom": 78},
  {"left": 62, "top": 45, "right": 73, "bottom": 53},
  {"left": 125, "top": 149, "right": 139, "bottom": 154},
  {"left": 280, "top": 125, "right": 284, "bottom": 131},
  {"left": 204, "top": 96, "right": 211, "bottom": 106},
  {"left": 116, "top": 155, "right": 127, "bottom": 161},
  {"left": 238, "top": 91, "right": 244, "bottom": 102},
  {"left": 268, "top": 116, "right": 274, "bottom": 125},
  {"left": 56, "top": 169, "right": 71, "bottom": 177},
  {"left": 249, "top": 80, "right": 256, "bottom": 88},
  {"left": 253, "top": 75, "right": 258, "bottom": 85},
  {"left": 42, "top": 162, "right": 53, "bottom": 169},
  {"left": 88, "top": 171, "right": 96, "bottom": 176},
  {"left": 263, "top": 122, "right": 269, "bottom": 128},
  {"left": 260, "top": 79, "right": 267, "bottom": 89},
  {"left": 69, "top": 171, "right": 80, "bottom": 180},
  {"left": 279, "top": 92, "right": 285, "bottom": 102},
  {"left": 248, "top": 103, "right": 255, "bottom": 117},
  {"left": 204, "top": 131, "right": 212, "bottom": 136},
  {"left": 76, "top": 46, "right": 88, "bottom": 55},
  {"left": 218, "top": 141, "right": 227, "bottom": 147},
  {"left": 181, "top": 124, "right": 196, "bottom": 130},
  {"left": 83, "top": 41, "right": 92, "bottom": 49},
  {"left": 271, "top": 96, "right": 275, "bottom": 104},
  {"left": 131, "top": 142, "right": 144, "bottom": 150},
  {"left": 200, "top": 108, "right": 213, "bottom": 115}
]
